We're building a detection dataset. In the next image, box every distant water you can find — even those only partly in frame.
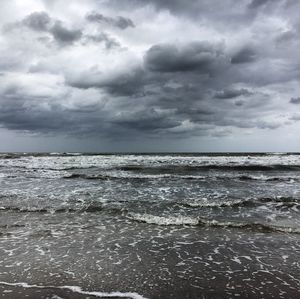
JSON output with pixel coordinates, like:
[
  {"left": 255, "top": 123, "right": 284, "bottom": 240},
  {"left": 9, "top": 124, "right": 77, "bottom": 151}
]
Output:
[{"left": 0, "top": 153, "right": 300, "bottom": 298}]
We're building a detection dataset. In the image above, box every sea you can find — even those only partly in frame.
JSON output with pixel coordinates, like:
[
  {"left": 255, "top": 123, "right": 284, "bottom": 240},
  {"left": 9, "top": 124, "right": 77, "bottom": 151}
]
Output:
[{"left": 0, "top": 152, "right": 300, "bottom": 298}]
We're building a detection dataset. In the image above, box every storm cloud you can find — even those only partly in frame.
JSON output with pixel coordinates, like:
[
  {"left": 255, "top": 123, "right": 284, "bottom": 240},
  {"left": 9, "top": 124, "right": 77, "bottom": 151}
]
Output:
[
  {"left": 290, "top": 97, "right": 300, "bottom": 104},
  {"left": 86, "top": 11, "right": 135, "bottom": 29},
  {"left": 144, "top": 42, "right": 226, "bottom": 73},
  {"left": 0, "top": 0, "right": 300, "bottom": 151},
  {"left": 22, "top": 11, "right": 51, "bottom": 31},
  {"left": 231, "top": 47, "right": 257, "bottom": 64},
  {"left": 215, "top": 88, "right": 253, "bottom": 99},
  {"left": 50, "top": 21, "right": 82, "bottom": 45}
]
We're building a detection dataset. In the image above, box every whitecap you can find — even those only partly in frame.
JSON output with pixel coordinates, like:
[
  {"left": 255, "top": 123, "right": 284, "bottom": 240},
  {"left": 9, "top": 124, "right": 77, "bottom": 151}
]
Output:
[{"left": 127, "top": 213, "right": 199, "bottom": 225}]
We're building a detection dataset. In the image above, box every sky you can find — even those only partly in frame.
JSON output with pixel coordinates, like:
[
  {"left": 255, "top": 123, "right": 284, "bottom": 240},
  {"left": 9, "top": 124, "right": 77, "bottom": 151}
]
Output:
[{"left": 1, "top": 0, "right": 300, "bottom": 152}]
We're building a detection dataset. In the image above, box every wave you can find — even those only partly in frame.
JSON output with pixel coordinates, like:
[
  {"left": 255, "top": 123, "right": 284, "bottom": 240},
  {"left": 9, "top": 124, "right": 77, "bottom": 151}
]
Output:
[
  {"left": 63, "top": 172, "right": 298, "bottom": 183},
  {"left": 64, "top": 173, "right": 116, "bottom": 180},
  {"left": 127, "top": 213, "right": 199, "bottom": 225},
  {"left": 2, "top": 171, "right": 297, "bottom": 182},
  {"left": 49, "top": 152, "right": 82, "bottom": 156},
  {"left": 119, "top": 164, "right": 300, "bottom": 173},
  {"left": 0, "top": 206, "right": 49, "bottom": 213},
  {"left": 0, "top": 203, "right": 127, "bottom": 216},
  {"left": 197, "top": 219, "right": 300, "bottom": 233},
  {"left": 0, "top": 281, "right": 147, "bottom": 299},
  {"left": 234, "top": 175, "right": 297, "bottom": 182},
  {"left": 1, "top": 194, "right": 299, "bottom": 216},
  {"left": 0, "top": 154, "right": 23, "bottom": 159},
  {"left": 63, "top": 173, "right": 207, "bottom": 181},
  {"left": 0, "top": 205, "right": 104, "bottom": 214},
  {"left": 0, "top": 223, "right": 26, "bottom": 228},
  {"left": 182, "top": 196, "right": 300, "bottom": 209},
  {"left": 8, "top": 165, "right": 98, "bottom": 171},
  {"left": 259, "top": 196, "right": 300, "bottom": 203},
  {"left": 182, "top": 199, "right": 255, "bottom": 208},
  {"left": 127, "top": 213, "right": 300, "bottom": 233}
]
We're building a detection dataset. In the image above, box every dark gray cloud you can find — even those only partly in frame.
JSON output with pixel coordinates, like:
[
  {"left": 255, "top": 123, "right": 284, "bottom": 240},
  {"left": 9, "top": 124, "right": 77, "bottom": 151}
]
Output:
[
  {"left": 111, "top": 108, "right": 180, "bottom": 132},
  {"left": 84, "top": 32, "right": 121, "bottom": 49},
  {"left": 144, "top": 42, "right": 226, "bottom": 73},
  {"left": 4, "top": 11, "right": 82, "bottom": 46},
  {"left": 4, "top": 11, "right": 121, "bottom": 48},
  {"left": 22, "top": 11, "right": 51, "bottom": 31},
  {"left": 50, "top": 21, "right": 82, "bottom": 45},
  {"left": 290, "top": 97, "right": 300, "bottom": 104},
  {"left": 66, "top": 67, "right": 145, "bottom": 96},
  {"left": 215, "top": 88, "right": 253, "bottom": 99},
  {"left": 108, "top": 0, "right": 271, "bottom": 31},
  {"left": 86, "top": 11, "right": 135, "bottom": 29},
  {"left": 231, "top": 47, "right": 257, "bottom": 64},
  {"left": 110, "top": 0, "right": 239, "bottom": 19},
  {"left": 247, "top": 0, "right": 272, "bottom": 9},
  {"left": 0, "top": 80, "right": 107, "bottom": 136}
]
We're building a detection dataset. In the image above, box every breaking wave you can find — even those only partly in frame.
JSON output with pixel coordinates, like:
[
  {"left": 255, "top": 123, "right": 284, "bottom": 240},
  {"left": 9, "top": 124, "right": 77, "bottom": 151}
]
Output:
[
  {"left": 127, "top": 213, "right": 199, "bottom": 225},
  {"left": 181, "top": 199, "right": 255, "bottom": 208},
  {"left": 181, "top": 196, "right": 300, "bottom": 209},
  {"left": 127, "top": 213, "right": 300, "bottom": 233}
]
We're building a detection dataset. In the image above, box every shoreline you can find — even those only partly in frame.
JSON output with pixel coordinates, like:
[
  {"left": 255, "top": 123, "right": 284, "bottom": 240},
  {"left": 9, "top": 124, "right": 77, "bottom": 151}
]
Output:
[{"left": 1, "top": 221, "right": 300, "bottom": 298}]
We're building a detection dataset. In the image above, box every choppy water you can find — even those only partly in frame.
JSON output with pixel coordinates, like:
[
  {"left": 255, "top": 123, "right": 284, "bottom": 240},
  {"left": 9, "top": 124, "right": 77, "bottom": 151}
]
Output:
[{"left": 0, "top": 153, "right": 300, "bottom": 298}]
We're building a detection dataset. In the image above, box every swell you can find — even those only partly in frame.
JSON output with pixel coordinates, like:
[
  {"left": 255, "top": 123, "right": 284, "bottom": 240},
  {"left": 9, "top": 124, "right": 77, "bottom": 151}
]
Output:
[
  {"left": 182, "top": 196, "right": 300, "bottom": 209},
  {"left": 0, "top": 153, "right": 85, "bottom": 159},
  {"left": 1, "top": 194, "right": 299, "bottom": 215},
  {"left": 63, "top": 173, "right": 203, "bottom": 181},
  {"left": 0, "top": 205, "right": 112, "bottom": 214},
  {"left": 6, "top": 165, "right": 98, "bottom": 171},
  {"left": 118, "top": 164, "right": 300, "bottom": 172},
  {"left": 0, "top": 223, "right": 26, "bottom": 228},
  {"left": 64, "top": 173, "right": 118, "bottom": 180},
  {"left": 0, "top": 203, "right": 127, "bottom": 214},
  {"left": 0, "top": 154, "right": 23, "bottom": 159},
  {"left": 63, "top": 172, "right": 299, "bottom": 182},
  {"left": 198, "top": 219, "right": 300, "bottom": 233},
  {"left": 0, "top": 207, "right": 74, "bottom": 213},
  {"left": 127, "top": 213, "right": 300, "bottom": 234},
  {"left": 7, "top": 163, "right": 300, "bottom": 173},
  {"left": 181, "top": 199, "right": 256, "bottom": 208},
  {"left": 234, "top": 175, "right": 298, "bottom": 182}
]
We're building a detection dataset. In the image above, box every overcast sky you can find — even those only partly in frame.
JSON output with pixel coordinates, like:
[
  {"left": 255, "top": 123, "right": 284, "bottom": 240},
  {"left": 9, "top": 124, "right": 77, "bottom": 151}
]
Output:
[{"left": 1, "top": 0, "right": 300, "bottom": 152}]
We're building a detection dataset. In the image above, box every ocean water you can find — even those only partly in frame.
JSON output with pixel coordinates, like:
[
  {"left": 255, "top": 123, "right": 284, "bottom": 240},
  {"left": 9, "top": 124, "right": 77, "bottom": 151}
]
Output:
[{"left": 0, "top": 153, "right": 300, "bottom": 298}]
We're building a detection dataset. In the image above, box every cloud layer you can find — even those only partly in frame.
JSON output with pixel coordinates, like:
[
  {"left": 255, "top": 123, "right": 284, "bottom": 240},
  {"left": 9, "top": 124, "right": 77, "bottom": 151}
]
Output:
[{"left": 1, "top": 0, "right": 300, "bottom": 150}]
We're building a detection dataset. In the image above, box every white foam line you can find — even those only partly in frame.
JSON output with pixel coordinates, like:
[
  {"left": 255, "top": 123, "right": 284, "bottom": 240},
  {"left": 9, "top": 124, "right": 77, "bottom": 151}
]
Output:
[{"left": 0, "top": 281, "right": 148, "bottom": 299}]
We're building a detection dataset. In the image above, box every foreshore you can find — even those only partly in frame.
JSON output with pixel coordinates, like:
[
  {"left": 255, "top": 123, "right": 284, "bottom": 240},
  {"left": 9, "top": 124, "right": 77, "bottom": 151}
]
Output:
[{"left": 1, "top": 215, "right": 300, "bottom": 299}]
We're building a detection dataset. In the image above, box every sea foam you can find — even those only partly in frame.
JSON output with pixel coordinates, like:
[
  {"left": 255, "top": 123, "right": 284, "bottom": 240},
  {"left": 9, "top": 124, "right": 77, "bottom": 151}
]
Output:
[{"left": 0, "top": 281, "right": 148, "bottom": 299}]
